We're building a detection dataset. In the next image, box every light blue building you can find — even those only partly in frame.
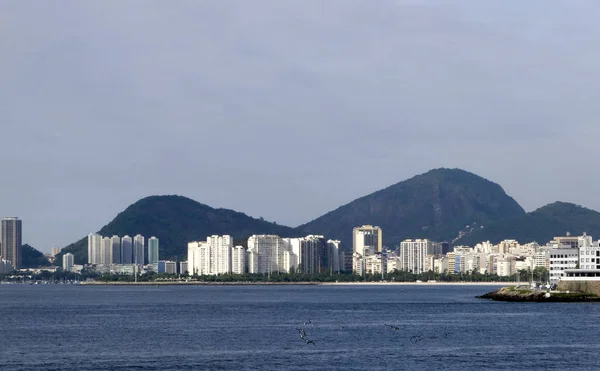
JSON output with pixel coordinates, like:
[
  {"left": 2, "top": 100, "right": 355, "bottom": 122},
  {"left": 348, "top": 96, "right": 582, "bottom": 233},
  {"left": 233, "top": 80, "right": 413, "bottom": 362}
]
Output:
[{"left": 148, "top": 237, "right": 159, "bottom": 265}]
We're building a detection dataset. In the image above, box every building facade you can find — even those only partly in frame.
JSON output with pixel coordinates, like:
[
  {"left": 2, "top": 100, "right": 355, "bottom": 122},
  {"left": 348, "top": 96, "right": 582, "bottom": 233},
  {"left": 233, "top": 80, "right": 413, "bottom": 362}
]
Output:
[
  {"left": 148, "top": 237, "right": 159, "bottom": 265},
  {"left": 133, "top": 234, "right": 145, "bottom": 265},
  {"left": 121, "top": 235, "right": 133, "bottom": 264},
  {"left": 63, "top": 253, "right": 74, "bottom": 272},
  {"left": 87, "top": 233, "right": 102, "bottom": 265},
  {"left": 1, "top": 217, "right": 22, "bottom": 270}
]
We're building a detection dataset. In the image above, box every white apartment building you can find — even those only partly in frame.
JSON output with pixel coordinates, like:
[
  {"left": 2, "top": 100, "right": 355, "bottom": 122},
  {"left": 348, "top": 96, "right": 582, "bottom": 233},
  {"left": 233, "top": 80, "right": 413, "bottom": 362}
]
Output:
[
  {"left": 232, "top": 245, "right": 245, "bottom": 274},
  {"left": 578, "top": 242, "right": 600, "bottom": 270},
  {"left": 497, "top": 240, "right": 519, "bottom": 255},
  {"left": 352, "top": 253, "right": 364, "bottom": 276},
  {"left": 63, "top": 253, "right": 74, "bottom": 272},
  {"left": 188, "top": 241, "right": 209, "bottom": 275},
  {"left": 400, "top": 239, "right": 439, "bottom": 274},
  {"left": 364, "top": 254, "right": 387, "bottom": 275},
  {"left": 207, "top": 235, "right": 233, "bottom": 274},
  {"left": 496, "top": 256, "right": 516, "bottom": 277},
  {"left": 549, "top": 248, "right": 579, "bottom": 283},
  {"left": 247, "top": 235, "right": 284, "bottom": 274},
  {"left": 87, "top": 233, "right": 103, "bottom": 265},
  {"left": 133, "top": 234, "right": 145, "bottom": 265},
  {"left": 534, "top": 249, "right": 550, "bottom": 269},
  {"left": 101, "top": 237, "right": 111, "bottom": 265}
]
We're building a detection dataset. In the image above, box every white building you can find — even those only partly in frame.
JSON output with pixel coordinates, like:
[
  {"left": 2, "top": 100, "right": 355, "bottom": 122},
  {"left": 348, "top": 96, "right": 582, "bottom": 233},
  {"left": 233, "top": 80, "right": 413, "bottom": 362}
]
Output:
[
  {"left": 187, "top": 235, "right": 234, "bottom": 275},
  {"left": 399, "top": 239, "right": 439, "bottom": 274},
  {"left": 63, "top": 253, "right": 74, "bottom": 272},
  {"left": 121, "top": 235, "right": 133, "bottom": 264},
  {"left": 232, "top": 245, "right": 245, "bottom": 274},
  {"left": 188, "top": 241, "right": 209, "bottom": 275},
  {"left": 247, "top": 235, "right": 285, "bottom": 274},
  {"left": 549, "top": 248, "right": 579, "bottom": 283},
  {"left": 208, "top": 235, "right": 233, "bottom": 274},
  {"left": 364, "top": 253, "right": 387, "bottom": 275},
  {"left": 133, "top": 234, "right": 145, "bottom": 265},
  {"left": 101, "top": 237, "right": 112, "bottom": 265},
  {"left": 496, "top": 256, "right": 516, "bottom": 277},
  {"left": 87, "top": 233, "right": 102, "bottom": 265},
  {"left": 578, "top": 242, "right": 600, "bottom": 270}
]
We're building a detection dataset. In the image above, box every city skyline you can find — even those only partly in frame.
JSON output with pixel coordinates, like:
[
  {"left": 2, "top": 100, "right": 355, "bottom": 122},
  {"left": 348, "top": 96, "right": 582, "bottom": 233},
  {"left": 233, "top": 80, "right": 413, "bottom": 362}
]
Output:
[{"left": 3, "top": 1, "right": 600, "bottom": 250}]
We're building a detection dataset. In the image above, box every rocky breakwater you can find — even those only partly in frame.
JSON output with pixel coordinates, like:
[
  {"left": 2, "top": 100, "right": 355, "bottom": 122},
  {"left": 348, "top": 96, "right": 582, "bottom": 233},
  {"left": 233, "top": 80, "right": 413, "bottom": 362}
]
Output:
[{"left": 477, "top": 286, "right": 600, "bottom": 302}]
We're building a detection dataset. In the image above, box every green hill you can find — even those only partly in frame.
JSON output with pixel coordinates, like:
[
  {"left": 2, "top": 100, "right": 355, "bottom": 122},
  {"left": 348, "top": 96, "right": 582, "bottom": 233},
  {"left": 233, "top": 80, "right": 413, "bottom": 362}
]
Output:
[
  {"left": 456, "top": 202, "right": 600, "bottom": 245},
  {"left": 57, "top": 195, "right": 295, "bottom": 264},
  {"left": 21, "top": 244, "right": 51, "bottom": 268},
  {"left": 297, "top": 168, "right": 526, "bottom": 248}
]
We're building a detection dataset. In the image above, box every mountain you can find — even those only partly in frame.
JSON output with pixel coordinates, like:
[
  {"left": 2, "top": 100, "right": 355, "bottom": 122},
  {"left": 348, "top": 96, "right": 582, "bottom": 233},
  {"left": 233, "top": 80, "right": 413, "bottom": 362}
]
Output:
[
  {"left": 21, "top": 244, "right": 51, "bottom": 268},
  {"left": 298, "top": 168, "right": 526, "bottom": 249},
  {"left": 57, "top": 195, "right": 295, "bottom": 264},
  {"left": 456, "top": 202, "right": 600, "bottom": 246}
]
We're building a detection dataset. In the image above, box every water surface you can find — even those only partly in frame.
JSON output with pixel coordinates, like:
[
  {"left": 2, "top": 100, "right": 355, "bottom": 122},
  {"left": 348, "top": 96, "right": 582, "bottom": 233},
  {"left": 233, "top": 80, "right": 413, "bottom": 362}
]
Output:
[{"left": 1, "top": 284, "right": 597, "bottom": 370}]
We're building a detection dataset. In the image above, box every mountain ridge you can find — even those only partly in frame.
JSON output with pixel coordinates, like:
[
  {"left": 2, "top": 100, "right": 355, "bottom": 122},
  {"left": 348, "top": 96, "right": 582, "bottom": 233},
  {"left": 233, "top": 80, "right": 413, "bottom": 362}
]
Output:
[{"left": 56, "top": 168, "right": 600, "bottom": 266}]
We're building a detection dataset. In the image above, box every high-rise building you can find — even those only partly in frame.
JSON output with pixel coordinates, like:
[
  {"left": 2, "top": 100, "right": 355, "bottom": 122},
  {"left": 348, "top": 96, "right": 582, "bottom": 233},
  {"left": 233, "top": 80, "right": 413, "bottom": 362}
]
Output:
[
  {"left": 110, "top": 236, "right": 121, "bottom": 264},
  {"left": 133, "top": 234, "right": 145, "bottom": 265},
  {"left": 208, "top": 235, "right": 232, "bottom": 274},
  {"left": 399, "top": 239, "right": 439, "bottom": 274},
  {"left": 148, "top": 237, "right": 159, "bottom": 265},
  {"left": 327, "top": 240, "right": 342, "bottom": 273},
  {"left": 188, "top": 241, "right": 209, "bottom": 275},
  {"left": 1, "top": 217, "right": 22, "bottom": 270},
  {"left": 188, "top": 235, "right": 233, "bottom": 275},
  {"left": 101, "top": 237, "right": 111, "bottom": 265},
  {"left": 353, "top": 225, "right": 382, "bottom": 256},
  {"left": 87, "top": 233, "right": 103, "bottom": 265},
  {"left": 121, "top": 235, "right": 133, "bottom": 264},
  {"left": 232, "top": 245, "right": 245, "bottom": 274},
  {"left": 299, "top": 235, "right": 327, "bottom": 274},
  {"left": 63, "top": 253, "right": 74, "bottom": 272},
  {"left": 247, "top": 235, "right": 284, "bottom": 274}
]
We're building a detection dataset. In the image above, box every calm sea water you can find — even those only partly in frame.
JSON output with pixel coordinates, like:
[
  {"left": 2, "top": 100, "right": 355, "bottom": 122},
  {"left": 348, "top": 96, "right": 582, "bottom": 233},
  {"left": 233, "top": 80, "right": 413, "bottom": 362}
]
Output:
[{"left": 1, "top": 284, "right": 599, "bottom": 370}]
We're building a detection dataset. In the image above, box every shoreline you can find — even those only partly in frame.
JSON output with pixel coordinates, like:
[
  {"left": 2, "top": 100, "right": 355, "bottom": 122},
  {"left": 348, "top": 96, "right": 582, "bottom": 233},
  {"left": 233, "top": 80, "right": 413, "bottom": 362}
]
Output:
[{"left": 79, "top": 281, "right": 515, "bottom": 286}]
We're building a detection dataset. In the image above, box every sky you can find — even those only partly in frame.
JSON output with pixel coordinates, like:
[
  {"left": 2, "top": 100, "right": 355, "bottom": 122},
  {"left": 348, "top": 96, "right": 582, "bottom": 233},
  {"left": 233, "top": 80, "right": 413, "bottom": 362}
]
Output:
[{"left": 2, "top": 0, "right": 600, "bottom": 252}]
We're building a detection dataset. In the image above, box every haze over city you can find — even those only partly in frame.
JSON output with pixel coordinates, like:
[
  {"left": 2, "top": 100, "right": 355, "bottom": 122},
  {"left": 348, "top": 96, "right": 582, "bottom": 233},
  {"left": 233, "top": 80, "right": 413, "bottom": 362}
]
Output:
[{"left": 2, "top": 0, "right": 600, "bottom": 251}]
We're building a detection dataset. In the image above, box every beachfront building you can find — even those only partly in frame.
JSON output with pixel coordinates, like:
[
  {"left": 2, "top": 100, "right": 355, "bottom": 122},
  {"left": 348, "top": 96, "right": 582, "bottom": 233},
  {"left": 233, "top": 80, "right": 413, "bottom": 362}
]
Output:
[
  {"left": 62, "top": 253, "right": 74, "bottom": 272},
  {"left": 232, "top": 246, "right": 245, "bottom": 274},
  {"left": 121, "top": 235, "right": 133, "bottom": 264},
  {"left": 148, "top": 237, "right": 159, "bottom": 265},
  {"left": 187, "top": 235, "right": 234, "bottom": 276},
  {"left": 87, "top": 233, "right": 103, "bottom": 265},
  {"left": 549, "top": 248, "right": 579, "bottom": 283},
  {"left": 399, "top": 239, "right": 440, "bottom": 274}
]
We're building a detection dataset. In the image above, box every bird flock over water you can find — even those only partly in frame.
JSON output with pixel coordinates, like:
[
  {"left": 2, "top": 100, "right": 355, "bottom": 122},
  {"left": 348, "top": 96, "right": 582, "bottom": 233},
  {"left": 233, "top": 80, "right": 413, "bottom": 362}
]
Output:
[{"left": 293, "top": 320, "right": 454, "bottom": 348}]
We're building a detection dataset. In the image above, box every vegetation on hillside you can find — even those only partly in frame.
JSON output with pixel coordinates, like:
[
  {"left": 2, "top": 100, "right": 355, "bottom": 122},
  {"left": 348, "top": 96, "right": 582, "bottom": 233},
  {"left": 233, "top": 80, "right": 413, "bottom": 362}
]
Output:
[
  {"left": 56, "top": 195, "right": 294, "bottom": 264},
  {"left": 298, "top": 168, "right": 525, "bottom": 248},
  {"left": 457, "top": 202, "right": 600, "bottom": 245},
  {"left": 21, "top": 244, "right": 50, "bottom": 268}
]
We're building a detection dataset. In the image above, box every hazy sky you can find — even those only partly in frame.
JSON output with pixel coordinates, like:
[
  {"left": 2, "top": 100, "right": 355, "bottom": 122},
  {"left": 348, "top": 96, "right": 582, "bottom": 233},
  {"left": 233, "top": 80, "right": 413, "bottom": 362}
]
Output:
[{"left": 2, "top": 1, "right": 600, "bottom": 251}]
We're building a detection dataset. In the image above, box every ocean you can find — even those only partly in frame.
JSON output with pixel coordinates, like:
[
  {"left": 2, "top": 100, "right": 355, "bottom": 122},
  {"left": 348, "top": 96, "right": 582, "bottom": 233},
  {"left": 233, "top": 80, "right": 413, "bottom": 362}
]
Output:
[{"left": 1, "top": 284, "right": 598, "bottom": 370}]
